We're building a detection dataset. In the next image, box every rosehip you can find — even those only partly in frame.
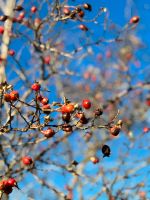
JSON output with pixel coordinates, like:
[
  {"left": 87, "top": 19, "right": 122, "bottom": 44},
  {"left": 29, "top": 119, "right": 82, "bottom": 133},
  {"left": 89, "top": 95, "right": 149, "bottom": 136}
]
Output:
[
  {"left": 110, "top": 125, "right": 121, "bottom": 136},
  {"left": 44, "top": 55, "right": 51, "bottom": 65},
  {"left": 62, "top": 124, "right": 72, "bottom": 132},
  {"left": 22, "top": 156, "right": 33, "bottom": 165},
  {"left": 0, "top": 26, "right": 4, "bottom": 34},
  {"left": 90, "top": 156, "right": 99, "bottom": 164},
  {"left": 31, "top": 82, "right": 41, "bottom": 91},
  {"left": 78, "top": 10, "right": 84, "bottom": 18},
  {"left": 83, "top": 3, "right": 92, "bottom": 11},
  {"left": 82, "top": 99, "right": 91, "bottom": 109},
  {"left": 8, "top": 49, "right": 15, "bottom": 56},
  {"left": 146, "top": 97, "right": 150, "bottom": 106},
  {"left": 36, "top": 94, "right": 43, "bottom": 101},
  {"left": 41, "top": 97, "right": 49, "bottom": 105},
  {"left": 79, "top": 24, "right": 88, "bottom": 31},
  {"left": 10, "top": 90, "right": 19, "bottom": 101},
  {"left": 61, "top": 104, "right": 75, "bottom": 113},
  {"left": 4, "top": 93, "right": 11, "bottom": 102},
  {"left": 42, "top": 104, "right": 51, "bottom": 114},
  {"left": 18, "top": 11, "right": 25, "bottom": 20},
  {"left": 130, "top": 16, "right": 140, "bottom": 24},
  {"left": 63, "top": 7, "right": 70, "bottom": 15},
  {"left": 7, "top": 178, "right": 17, "bottom": 188},
  {"left": 62, "top": 113, "right": 71, "bottom": 123},
  {"left": 41, "top": 128, "right": 55, "bottom": 138},
  {"left": 31, "top": 6, "right": 37, "bottom": 13},
  {"left": 34, "top": 18, "right": 41, "bottom": 28}
]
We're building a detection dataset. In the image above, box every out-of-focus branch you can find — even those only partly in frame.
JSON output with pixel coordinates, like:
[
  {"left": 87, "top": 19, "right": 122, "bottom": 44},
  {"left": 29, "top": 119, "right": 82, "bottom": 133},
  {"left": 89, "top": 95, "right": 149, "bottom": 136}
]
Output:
[{"left": 0, "top": 0, "right": 16, "bottom": 83}]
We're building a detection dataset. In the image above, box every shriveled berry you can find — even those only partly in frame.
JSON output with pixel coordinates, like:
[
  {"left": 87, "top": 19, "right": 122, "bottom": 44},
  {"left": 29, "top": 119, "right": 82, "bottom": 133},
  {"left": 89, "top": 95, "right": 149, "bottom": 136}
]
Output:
[
  {"left": 143, "top": 127, "right": 150, "bottom": 133},
  {"left": 102, "top": 145, "right": 111, "bottom": 157},
  {"left": 146, "top": 97, "right": 150, "bottom": 106},
  {"left": 94, "top": 108, "right": 103, "bottom": 117},
  {"left": 62, "top": 113, "right": 71, "bottom": 123},
  {"left": 62, "top": 124, "right": 72, "bottom": 132},
  {"left": 0, "top": 15, "right": 8, "bottom": 21}
]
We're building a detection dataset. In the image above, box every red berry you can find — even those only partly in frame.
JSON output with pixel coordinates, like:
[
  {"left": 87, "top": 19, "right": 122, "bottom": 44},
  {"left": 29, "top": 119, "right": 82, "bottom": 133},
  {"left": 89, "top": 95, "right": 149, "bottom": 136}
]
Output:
[
  {"left": 41, "top": 128, "right": 55, "bottom": 138},
  {"left": 61, "top": 104, "right": 75, "bottom": 113},
  {"left": 83, "top": 3, "right": 92, "bottom": 11},
  {"left": 0, "top": 180, "right": 13, "bottom": 194},
  {"left": 22, "top": 156, "right": 33, "bottom": 165},
  {"left": 42, "top": 104, "right": 51, "bottom": 110},
  {"left": 79, "top": 24, "right": 88, "bottom": 31},
  {"left": 7, "top": 178, "right": 17, "bottom": 187},
  {"left": 110, "top": 126, "right": 120, "bottom": 136},
  {"left": 82, "top": 99, "right": 91, "bottom": 109},
  {"left": 105, "top": 50, "right": 112, "bottom": 58},
  {"left": 63, "top": 7, "right": 70, "bottom": 15},
  {"left": 143, "top": 127, "right": 149, "bottom": 133},
  {"left": 0, "top": 26, "right": 4, "bottom": 34},
  {"left": 42, "top": 104, "right": 51, "bottom": 114},
  {"left": 4, "top": 93, "right": 11, "bottom": 102},
  {"left": 41, "top": 97, "right": 49, "bottom": 105},
  {"left": 44, "top": 55, "right": 51, "bottom": 64},
  {"left": 10, "top": 90, "right": 19, "bottom": 101},
  {"left": 18, "top": 11, "right": 25, "bottom": 20},
  {"left": 31, "top": 82, "right": 41, "bottom": 91},
  {"left": 31, "top": 6, "right": 37, "bottom": 13},
  {"left": 34, "top": 18, "right": 41, "bottom": 28},
  {"left": 78, "top": 10, "right": 84, "bottom": 18},
  {"left": 130, "top": 16, "right": 140, "bottom": 24},
  {"left": 62, "top": 124, "right": 72, "bottom": 133},
  {"left": 8, "top": 49, "right": 15, "bottom": 56},
  {"left": 36, "top": 94, "right": 43, "bottom": 101},
  {"left": 146, "top": 98, "right": 150, "bottom": 106},
  {"left": 0, "top": 180, "right": 6, "bottom": 190},
  {"left": 90, "top": 156, "right": 99, "bottom": 164}
]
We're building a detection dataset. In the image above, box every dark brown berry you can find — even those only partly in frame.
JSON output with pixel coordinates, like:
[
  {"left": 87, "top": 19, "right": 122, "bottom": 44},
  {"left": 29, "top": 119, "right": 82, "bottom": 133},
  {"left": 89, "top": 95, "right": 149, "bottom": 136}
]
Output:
[
  {"left": 62, "top": 113, "right": 71, "bottom": 123},
  {"left": 102, "top": 145, "right": 111, "bottom": 157}
]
